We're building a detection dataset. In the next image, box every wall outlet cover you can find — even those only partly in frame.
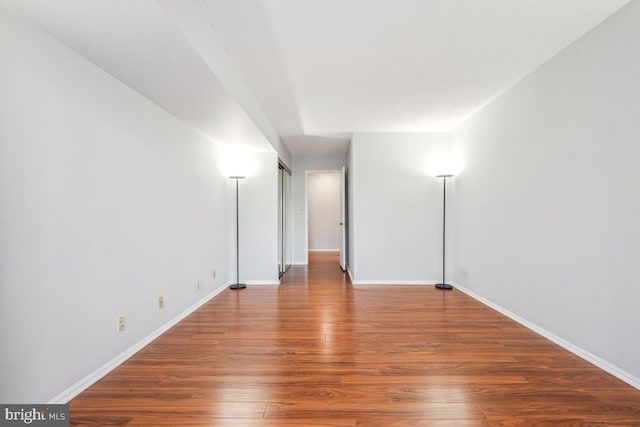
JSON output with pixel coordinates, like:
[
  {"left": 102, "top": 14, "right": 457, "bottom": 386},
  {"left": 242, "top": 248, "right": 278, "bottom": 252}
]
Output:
[{"left": 117, "top": 316, "right": 125, "bottom": 333}]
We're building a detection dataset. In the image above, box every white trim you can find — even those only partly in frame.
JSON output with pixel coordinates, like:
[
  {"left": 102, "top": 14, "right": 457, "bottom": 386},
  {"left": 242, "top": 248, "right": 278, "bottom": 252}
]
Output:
[
  {"left": 244, "top": 280, "right": 280, "bottom": 286},
  {"left": 291, "top": 262, "right": 308, "bottom": 266},
  {"left": 452, "top": 281, "right": 640, "bottom": 390},
  {"left": 309, "top": 249, "right": 340, "bottom": 252},
  {"left": 352, "top": 280, "right": 439, "bottom": 286},
  {"left": 347, "top": 268, "right": 354, "bottom": 284},
  {"left": 47, "top": 281, "right": 232, "bottom": 404}
]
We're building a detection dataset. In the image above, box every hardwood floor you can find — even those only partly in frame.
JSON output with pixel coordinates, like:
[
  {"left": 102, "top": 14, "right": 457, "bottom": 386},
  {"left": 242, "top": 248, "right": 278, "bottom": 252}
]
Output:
[{"left": 70, "top": 252, "right": 640, "bottom": 426}]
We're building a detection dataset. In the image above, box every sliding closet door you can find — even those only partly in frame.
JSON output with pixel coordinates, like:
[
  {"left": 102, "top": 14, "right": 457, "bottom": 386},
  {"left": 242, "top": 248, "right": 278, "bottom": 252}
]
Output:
[
  {"left": 278, "top": 165, "right": 284, "bottom": 276},
  {"left": 284, "top": 166, "right": 292, "bottom": 272},
  {"left": 278, "top": 162, "right": 292, "bottom": 277}
]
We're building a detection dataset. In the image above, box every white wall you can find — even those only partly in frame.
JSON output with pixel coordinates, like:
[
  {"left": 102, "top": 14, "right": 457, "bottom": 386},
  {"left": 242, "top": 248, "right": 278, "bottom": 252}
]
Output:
[
  {"left": 349, "top": 132, "right": 450, "bottom": 284},
  {"left": 451, "top": 1, "right": 640, "bottom": 381},
  {"left": 236, "top": 152, "right": 279, "bottom": 284},
  {"left": 291, "top": 154, "right": 346, "bottom": 264},
  {"left": 0, "top": 9, "right": 276, "bottom": 403},
  {"left": 308, "top": 172, "right": 341, "bottom": 251}
]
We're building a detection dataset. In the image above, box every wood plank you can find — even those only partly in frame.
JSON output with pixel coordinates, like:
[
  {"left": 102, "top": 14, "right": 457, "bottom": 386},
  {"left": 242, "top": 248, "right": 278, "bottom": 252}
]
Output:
[
  {"left": 263, "top": 401, "right": 485, "bottom": 419},
  {"left": 355, "top": 418, "right": 491, "bottom": 427}
]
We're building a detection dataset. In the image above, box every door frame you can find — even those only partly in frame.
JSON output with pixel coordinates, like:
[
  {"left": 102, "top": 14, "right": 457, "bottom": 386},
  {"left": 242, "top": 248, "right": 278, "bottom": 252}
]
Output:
[{"left": 304, "top": 169, "right": 343, "bottom": 265}]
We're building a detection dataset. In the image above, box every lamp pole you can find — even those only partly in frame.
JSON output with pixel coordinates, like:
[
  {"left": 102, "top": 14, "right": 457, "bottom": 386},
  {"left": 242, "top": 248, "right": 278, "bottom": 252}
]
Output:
[
  {"left": 436, "top": 174, "right": 453, "bottom": 290},
  {"left": 229, "top": 176, "right": 246, "bottom": 290}
]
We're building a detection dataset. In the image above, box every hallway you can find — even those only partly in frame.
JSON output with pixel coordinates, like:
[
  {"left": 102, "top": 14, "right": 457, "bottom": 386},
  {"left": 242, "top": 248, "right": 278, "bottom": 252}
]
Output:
[{"left": 70, "top": 253, "right": 640, "bottom": 425}]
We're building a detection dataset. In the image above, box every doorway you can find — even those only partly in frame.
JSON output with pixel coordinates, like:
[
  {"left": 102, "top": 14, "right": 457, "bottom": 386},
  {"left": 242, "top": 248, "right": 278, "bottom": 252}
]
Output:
[{"left": 306, "top": 169, "right": 346, "bottom": 270}]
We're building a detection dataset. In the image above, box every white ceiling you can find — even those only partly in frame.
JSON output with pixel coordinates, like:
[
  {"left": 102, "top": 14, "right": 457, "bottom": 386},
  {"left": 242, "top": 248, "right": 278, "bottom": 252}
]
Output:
[
  {"left": 1, "top": 0, "right": 631, "bottom": 156},
  {"left": 202, "top": 0, "right": 630, "bottom": 153}
]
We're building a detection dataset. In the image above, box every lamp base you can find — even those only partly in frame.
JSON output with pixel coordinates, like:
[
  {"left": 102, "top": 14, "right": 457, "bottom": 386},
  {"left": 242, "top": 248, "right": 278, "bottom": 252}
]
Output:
[
  {"left": 435, "top": 283, "right": 453, "bottom": 290},
  {"left": 229, "top": 283, "right": 246, "bottom": 290}
]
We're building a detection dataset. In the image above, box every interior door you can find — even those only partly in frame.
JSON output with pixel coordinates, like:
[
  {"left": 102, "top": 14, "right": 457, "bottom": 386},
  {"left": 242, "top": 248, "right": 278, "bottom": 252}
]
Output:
[{"left": 339, "top": 166, "right": 347, "bottom": 271}]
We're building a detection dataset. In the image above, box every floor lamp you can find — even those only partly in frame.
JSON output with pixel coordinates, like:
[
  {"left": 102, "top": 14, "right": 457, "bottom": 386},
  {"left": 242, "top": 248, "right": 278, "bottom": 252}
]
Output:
[
  {"left": 229, "top": 175, "right": 246, "bottom": 290},
  {"left": 435, "top": 174, "right": 453, "bottom": 290}
]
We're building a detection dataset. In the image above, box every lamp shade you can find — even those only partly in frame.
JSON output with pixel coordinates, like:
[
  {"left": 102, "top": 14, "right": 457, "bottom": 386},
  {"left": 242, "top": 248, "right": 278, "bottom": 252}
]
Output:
[
  {"left": 426, "top": 152, "right": 463, "bottom": 177},
  {"left": 219, "top": 146, "right": 257, "bottom": 178}
]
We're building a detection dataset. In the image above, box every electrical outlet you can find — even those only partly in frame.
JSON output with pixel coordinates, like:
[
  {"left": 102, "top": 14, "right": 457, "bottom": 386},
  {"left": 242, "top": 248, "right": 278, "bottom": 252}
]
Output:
[
  {"left": 212, "top": 270, "right": 216, "bottom": 279},
  {"left": 117, "top": 315, "right": 125, "bottom": 333},
  {"left": 159, "top": 296, "right": 164, "bottom": 310},
  {"left": 195, "top": 278, "right": 201, "bottom": 292}
]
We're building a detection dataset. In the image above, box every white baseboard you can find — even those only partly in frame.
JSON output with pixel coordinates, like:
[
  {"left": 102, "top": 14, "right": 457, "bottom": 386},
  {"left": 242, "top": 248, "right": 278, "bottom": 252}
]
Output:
[
  {"left": 290, "top": 262, "right": 308, "bottom": 266},
  {"left": 352, "top": 280, "right": 438, "bottom": 286},
  {"left": 452, "top": 281, "right": 640, "bottom": 390},
  {"left": 244, "top": 280, "right": 280, "bottom": 286},
  {"left": 47, "top": 281, "right": 232, "bottom": 404},
  {"left": 308, "top": 249, "right": 340, "bottom": 252}
]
